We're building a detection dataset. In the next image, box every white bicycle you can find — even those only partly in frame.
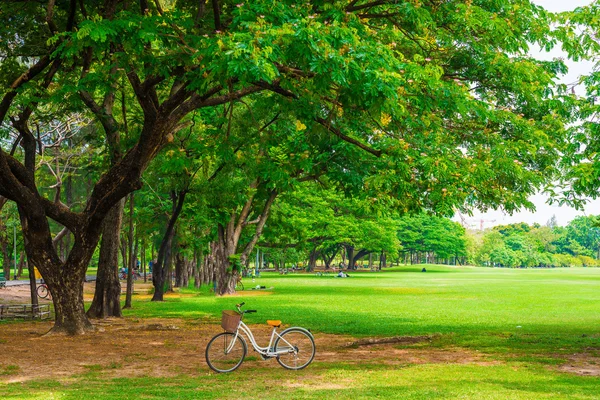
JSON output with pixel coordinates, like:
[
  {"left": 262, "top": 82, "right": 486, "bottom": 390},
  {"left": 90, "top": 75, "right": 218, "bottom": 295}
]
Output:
[{"left": 205, "top": 302, "right": 316, "bottom": 373}]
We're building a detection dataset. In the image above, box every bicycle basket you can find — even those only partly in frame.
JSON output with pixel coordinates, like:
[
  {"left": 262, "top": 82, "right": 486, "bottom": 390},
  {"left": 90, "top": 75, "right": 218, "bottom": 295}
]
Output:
[{"left": 221, "top": 310, "right": 241, "bottom": 332}]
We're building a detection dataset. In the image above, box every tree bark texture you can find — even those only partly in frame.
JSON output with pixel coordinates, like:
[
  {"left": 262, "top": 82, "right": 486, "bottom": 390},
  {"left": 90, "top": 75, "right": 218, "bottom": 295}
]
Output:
[
  {"left": 17, "top": 252, "right": 25, "bottom": 277},
  {"left": 379, "top": 251, "right": 386, "bottom": 270},
  {"left": 27, "top": 260, "right": 39, "bottom": 308},
  {"left": 206, "top": 187, "right": 277, "bottom": 295},
  {"left": 87, "top": 199, "right": 124, "bottom": 319},
  {"left": 308, "top": 247, "right": 319, "bottom": 271},
  {"left": 175, "top": 253, "right": 184, "bottom": 287},
  {"left": 152, "top": 190, "right": 186, "bottom": 301},
  {"left": 193, "top": 251, "right": 201, "bottom": 288},
  {"left": 124, "top": 193, "right": 136, "bottom": 309},
  {"left": 0, "top": 228, "right": 9, "bottom": 279},
  {"left": 345, "top": 245, "right": 355, "bottom": 270}
]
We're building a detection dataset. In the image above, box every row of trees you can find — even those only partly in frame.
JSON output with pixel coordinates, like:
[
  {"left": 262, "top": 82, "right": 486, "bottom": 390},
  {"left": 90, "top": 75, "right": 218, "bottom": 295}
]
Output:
[
  {"left": 471, "top": 216, "right": 600, "bottom": 268},
  {"left": 2, "top": 0, "right": 600, "bottom": 335}
]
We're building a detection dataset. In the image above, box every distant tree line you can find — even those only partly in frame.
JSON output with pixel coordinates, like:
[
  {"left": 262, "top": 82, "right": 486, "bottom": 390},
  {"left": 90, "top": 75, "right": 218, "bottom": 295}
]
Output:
[{"left": 470, "top": 216, "right": 600, "bottom": 268}]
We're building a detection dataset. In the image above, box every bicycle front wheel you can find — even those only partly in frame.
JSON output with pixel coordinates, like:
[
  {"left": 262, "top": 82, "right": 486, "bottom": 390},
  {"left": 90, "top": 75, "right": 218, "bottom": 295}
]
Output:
[
  {"left": 235, "top": 280, "right": 244, "bottom": 291},
  {"left": 37, "top": 285, "right": 49, "bottom": 299},
  {"left": 274, "top": 328, "right": 315, "bottom": 370},
  {"left": 205, "top": 332, "right": 247, "bottom": 373}
]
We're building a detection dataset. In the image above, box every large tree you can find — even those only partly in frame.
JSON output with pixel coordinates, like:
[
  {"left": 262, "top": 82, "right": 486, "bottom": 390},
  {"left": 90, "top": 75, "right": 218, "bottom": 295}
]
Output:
[{"left": 0, "top": 0, "right": 579, "bottom": 334}]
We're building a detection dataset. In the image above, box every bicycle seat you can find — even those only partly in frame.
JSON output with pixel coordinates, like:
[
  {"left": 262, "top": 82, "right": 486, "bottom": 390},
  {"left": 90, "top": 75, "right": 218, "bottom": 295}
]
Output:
[{"left": 267, "top": 320, "right": 281, "bottom": 327}]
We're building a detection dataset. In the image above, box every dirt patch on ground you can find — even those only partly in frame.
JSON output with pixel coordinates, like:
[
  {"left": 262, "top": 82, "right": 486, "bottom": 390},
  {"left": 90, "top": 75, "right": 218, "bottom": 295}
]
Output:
[
  {"left": 558, "top": 353, "right": 600, "bottom": 376},
  {"left": 346, "top": 335, "right": 433, "bottom": 347},
  {"left": 0, "top": 285, "right": 53, "bottom": 304},
  {"left": 2, "top": 285, "right": 596, "bottom": 382},
  {"left": 0, "top": 317, "right": 496, "bottom": 383},
  {"left": 0, "top": 281, "right": 152, "bottom": 306}
]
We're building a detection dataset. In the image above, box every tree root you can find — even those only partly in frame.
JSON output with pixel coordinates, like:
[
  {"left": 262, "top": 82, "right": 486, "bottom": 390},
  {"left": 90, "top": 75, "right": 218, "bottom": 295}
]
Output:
[{"left": 346, "top": 335, "right": 432, "bottom": 348}]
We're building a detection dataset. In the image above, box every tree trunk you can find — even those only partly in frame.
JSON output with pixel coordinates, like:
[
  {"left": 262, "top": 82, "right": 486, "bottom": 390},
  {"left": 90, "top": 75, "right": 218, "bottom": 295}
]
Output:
[
  {"left": 379, "top": 251, "right": 386, "bottom": 270},
  {"left": 64, "top": 171, "right": 73, "bottom": 261},
  {"left": 152, "top": 229, "right": 174, "bottom": 301},
  {"left": 207, "top": 229, "right": 238, "bottom": 295},
  {"left": 124, "top": 193, "right": 136, "bottom": 309},
  {"left": 353, "top": 249, "right": 370, "bottom": 267},
  {"left": 175, "top": 253, "right": 185, "bottom": 288},
  {"left": 17, "top": 252, "right": 25, "bottom": 278},
  {"left": 27, "top": 260, "right": 39, "bottom": 308},
  {"left": 166, "top": 237, "right": 175, "bottom": 293},
  {"left": 322, "top": 247, "right": 338, "bottom": 270},
  {"left": 202, "top": 251, "right": 212, "bottom": 286},
  {"left": 1, "top": 230, "right": 9, "bottom": 279},
  {"left": 184, "top": 257, "right": 191, "bottom": 288},
  {"left": 152, "top": 190, "right": 186, "bottom": 301},
  {"left": 369, "top": 253, "right": 374, "bottom": 269},
  {"left": 87, "top": 200, "right": 124, "bottom": 319},
  {"left": 50, "top": 272, "right": 94, "bottom": 335},
  {"left": 141, "top": 239, "right": 147, "bottom": 283},
  {"left": 346, "top": 245, "right": 355, "bottom": 270},
  {"left": 207, "top": 186, "right": 277, "bottom": 295},
  {"left": 0, "top": 197, "right": 8, "bottom": 278},
  {"left": 193, "top": 250, "right": 201, "bottom": 289},
  {"left": 308, "top": 247, "right": 319, "bottom": 271}
]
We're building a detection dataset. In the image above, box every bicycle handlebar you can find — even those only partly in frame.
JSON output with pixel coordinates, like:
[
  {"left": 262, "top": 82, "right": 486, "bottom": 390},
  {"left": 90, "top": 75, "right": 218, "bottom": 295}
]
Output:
[{"left": 235, "top": 303, "right": 256, "bottom": 314}]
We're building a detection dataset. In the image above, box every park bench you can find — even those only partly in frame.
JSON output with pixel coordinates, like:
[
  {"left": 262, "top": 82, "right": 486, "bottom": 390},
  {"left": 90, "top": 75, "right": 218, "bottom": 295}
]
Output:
[
  {"left": 0, "top": 272, "right": 6, "bottom": 288},
  {"left": 0, "top": 304, "right": 51, "bottom": 320}
]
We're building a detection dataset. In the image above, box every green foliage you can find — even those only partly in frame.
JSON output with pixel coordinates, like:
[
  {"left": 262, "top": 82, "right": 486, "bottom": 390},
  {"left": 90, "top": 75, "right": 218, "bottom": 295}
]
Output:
[
  {"left": 29, "top": 0, "right": 580, "bottom": 222},
  {"left": 471, "top": 216, "right": 600, "bottom": 268},
  {"left": 227, "top": 254, "right": 242, "bottom": 273},
  {"left": 397, "top": 214, "right": 466, "bottom": 261},
  {"left": 265, "top": 182, "right": 401, "bottom": 262},
  {"left": 553, "top": 2, "right": 600, "bottom": 206}
]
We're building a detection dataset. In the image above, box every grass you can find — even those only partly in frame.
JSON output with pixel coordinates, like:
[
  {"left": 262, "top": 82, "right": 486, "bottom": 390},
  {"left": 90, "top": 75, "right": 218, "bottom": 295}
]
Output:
[
  {"left": 2, "top": 265, "right": 600, "bottom": 399},
  {"left": 0, "top": 365, "right": 20, "bottom": 376},
  {"left": 129, "top": 265, "right": 600, "bottom": 355},
  {"left": 2, "top": 362, "right": 599, "bottom": 399}
]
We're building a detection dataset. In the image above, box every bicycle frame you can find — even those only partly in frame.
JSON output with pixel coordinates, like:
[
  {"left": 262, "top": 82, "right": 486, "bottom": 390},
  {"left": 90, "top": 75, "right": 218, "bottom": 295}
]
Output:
[{"left": 229, "top": 320, "right": 296, "bottom": 358}]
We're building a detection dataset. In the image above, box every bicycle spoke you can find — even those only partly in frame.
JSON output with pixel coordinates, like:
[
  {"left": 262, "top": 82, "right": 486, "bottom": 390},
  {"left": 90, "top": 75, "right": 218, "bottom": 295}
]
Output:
[
  {"left": 205, "top": 332, "right": 246, "bottom": 373},
  {"left": 274, "top": 329, "right": 315, "bottom": 370}
]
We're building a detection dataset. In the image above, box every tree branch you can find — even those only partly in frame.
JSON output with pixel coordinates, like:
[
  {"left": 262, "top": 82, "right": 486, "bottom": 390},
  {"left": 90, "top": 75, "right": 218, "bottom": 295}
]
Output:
[
  {"left": 240, "top": 189, "right": 278, "bottom": 265},
  {"left": 315, "top": 117, "right": 382, "bottom": 157},
  {"left": 0, "top": 55, "right": 51, "bottom": 124},
  {"left": 171, "top": 84, "right": 263, "bottom": 121},
  {"left": 346, "top": 0, "right": 390, "bottom": 12}
]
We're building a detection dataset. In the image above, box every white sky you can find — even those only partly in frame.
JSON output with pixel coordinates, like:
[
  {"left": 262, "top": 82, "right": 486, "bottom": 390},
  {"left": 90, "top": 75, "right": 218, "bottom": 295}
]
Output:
[{"left": 456, "top": 0, "right": 598, "bottom": 229}]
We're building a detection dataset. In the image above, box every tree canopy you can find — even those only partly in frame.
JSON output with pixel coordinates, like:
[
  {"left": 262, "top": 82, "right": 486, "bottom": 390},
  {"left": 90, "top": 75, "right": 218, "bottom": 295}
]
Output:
[{"left": 0, "top": 0, "right": 592, "bottom": 334}]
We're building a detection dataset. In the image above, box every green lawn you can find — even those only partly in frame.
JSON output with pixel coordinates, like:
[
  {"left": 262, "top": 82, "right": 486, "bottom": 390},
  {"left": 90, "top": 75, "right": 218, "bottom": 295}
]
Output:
[
  {"left": 131, "top": 265, "right": 600, "bottom": 354},
  {"left": 2, "top": 265, "right": 600, "bottom": 399}
]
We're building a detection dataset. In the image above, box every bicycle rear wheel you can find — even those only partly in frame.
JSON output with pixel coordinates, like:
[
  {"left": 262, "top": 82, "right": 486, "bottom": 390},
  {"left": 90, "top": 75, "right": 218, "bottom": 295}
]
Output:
[
  {"left": 205, "top": 332, "right": 247, "bottom": 373},
  {"left": 37, "top": 285, "right": 49, "bottom": 299},
  {"left": 274, "top": 328, "right": 315, "bottom": 370},
  {"left": 235, "top": 280, "right": 244, "bottom": 291}
]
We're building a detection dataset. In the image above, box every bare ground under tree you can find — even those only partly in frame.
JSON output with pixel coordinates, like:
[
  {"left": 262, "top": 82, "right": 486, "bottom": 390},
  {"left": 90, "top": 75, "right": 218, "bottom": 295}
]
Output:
[
  {"left": 1, "top": 286, "right": 598, "bottom": 383},
  {"left": 1, "top": 320, "right": 599, "bottom": 383}
]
